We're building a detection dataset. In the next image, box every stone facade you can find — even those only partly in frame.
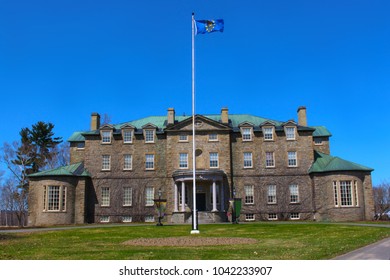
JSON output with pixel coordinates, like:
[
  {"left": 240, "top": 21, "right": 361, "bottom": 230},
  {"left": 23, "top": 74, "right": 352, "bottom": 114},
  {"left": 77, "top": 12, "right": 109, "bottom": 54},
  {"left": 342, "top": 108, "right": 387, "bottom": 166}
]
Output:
[{"left": 27, "top": 107, "right": 375, "bottom": 226}]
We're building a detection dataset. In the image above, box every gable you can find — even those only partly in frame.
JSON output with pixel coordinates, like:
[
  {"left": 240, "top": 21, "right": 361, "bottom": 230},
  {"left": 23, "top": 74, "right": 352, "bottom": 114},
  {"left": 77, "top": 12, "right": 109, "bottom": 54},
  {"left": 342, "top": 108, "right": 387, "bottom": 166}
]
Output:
[{"left": 165, "top": 115, "right": 231, "bottom": 132}]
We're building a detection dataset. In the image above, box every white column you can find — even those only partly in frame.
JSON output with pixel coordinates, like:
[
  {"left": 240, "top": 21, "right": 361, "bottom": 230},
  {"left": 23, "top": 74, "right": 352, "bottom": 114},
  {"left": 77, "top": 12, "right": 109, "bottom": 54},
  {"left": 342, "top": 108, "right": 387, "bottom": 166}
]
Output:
[
  {"left": 212, "top": 180, "right": 218, "bottom": 212},
  {"left": 181, "top": 181, "right": 186, "bottom": 212},
  {"left": 220, "top": 183, "right": 225, "bottom": 212},
  {"left": 174, "top": 182, "right": 178, "bottom": 212}
]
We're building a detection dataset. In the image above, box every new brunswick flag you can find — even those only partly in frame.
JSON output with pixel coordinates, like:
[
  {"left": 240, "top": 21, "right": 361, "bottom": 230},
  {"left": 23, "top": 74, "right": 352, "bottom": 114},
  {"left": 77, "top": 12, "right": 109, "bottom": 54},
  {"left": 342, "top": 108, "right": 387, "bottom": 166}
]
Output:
[{"left": 195, "top": 19, "right": 224, "bottom": 35}]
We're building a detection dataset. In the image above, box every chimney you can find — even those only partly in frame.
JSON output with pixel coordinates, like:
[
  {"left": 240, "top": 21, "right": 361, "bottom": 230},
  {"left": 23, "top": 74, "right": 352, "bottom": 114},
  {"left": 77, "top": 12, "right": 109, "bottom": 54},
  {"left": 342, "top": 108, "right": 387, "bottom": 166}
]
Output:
[
  {"left": 167, "top": 108, "right": 175, "bottom": 125},
  {"left": 297, "top": 106, "right": 307, "bottom": 126},
  {"left": 91, "top": 112, "right": 101, "bottom": 130},
  {"left": 221, "top": 107, "right": 229, "bottom": 124}
]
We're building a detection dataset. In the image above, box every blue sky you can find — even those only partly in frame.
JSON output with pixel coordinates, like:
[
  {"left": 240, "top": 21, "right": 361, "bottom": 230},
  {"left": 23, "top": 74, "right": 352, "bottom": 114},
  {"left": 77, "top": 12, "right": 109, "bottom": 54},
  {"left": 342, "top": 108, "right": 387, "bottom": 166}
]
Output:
[{"left": 0, "top": 0, "right": 389, "bottom": 185}]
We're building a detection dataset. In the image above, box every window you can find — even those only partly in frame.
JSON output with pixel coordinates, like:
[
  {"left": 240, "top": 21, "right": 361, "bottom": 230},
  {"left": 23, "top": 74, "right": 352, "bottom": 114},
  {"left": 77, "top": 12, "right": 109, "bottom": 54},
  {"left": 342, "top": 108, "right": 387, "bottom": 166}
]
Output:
[
  {"left": 145, "top": 154, "right": 155, "bottom": 170},
  {"left": 288, "top": 151, "right": 297, "bottom": 167},
  {"left": 179, "top": 134, "right": 188, "bottom": 142},
  {"left": 265, "top": 152, "right": 275, "bottom": 167},
  {"left": 289, "top": 184, "right": 299, "bottom": 203},
  {"left": 100, "top": 216, "right": 110, "bottom": 223},
  {"left": 245, "top": 214, "right": 255, "bottom": 221},
  {"left": 43, "top": 186, "right": 67, "bottom": 212},
  {"left": 268, "top": 213, "right": 278, "bottom": 220},
  {"left": 340, "top": 181, "right": 352, "bottom": 206},
  {"left": 290, "top": 213, "right": 300, "bottom": 220},
  {"left": 123, "top": 187, "right": 132, "bottom": 206},
  {"left": 333, "top": 180, "right": 359, "bottom": 207},
  {"left": 102, "top": 155, "right": 111, "bottom": 171},
  {"left": 145, "top": 129, "right": 155, "bottom": 143},
  {"left": 241, "top": 127, "right": 252, "bottom": 141},
  {"left": 124, "top": 154, "right": 132, "bottom": 170},
  {"left": 263, "top": 127, "right": 274, "bottom": 140},
  {"left": 314, "top": 138, "right": 323, "bottom": 145},
  {"left": 209, "top": 152, "right": 219, "bottom": 168},
  {"left": 101, "top": 187, "right": 110, "bottom": 207},
  {"left": 122, "top": 216, "right": 132, "bottom": 223},
  {"left": 286, "top": 127, "right": 296, "bottom": 140},
  {"left": 101, "top": 131, "right": 112, "bottom": 144},
  {"left": 243, "top": 152, "right": 253, "bottom": 168},
  {"left": 145, "top": 187, "right": 154, "bottom": 206},
  {"left": 244, "top": 185, "right": 254, "bottom": 204},
  {"left": 76, "top": 142, "right": 85, "bottom": 149},
  {"left": 145, "top": 215, "right": 155, "bottom": 223},
  {"left": 267, "top": 185, "right": 277, "bottom": 204},
  {"left": 209, "top": 133, "right": 218, "bottom": 141},
  {"left": 123, "top": 130, "right": 133, "bottom": 143},
  {"left": 179, "top": 153, "right": 188, "bottom": 169}
]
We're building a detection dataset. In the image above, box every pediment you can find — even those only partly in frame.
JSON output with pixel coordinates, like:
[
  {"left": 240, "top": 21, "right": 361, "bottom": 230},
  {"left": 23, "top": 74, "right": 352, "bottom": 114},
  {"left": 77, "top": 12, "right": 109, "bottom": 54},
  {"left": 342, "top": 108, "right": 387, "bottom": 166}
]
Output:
[
  {"left": 142, "top": 123, "right": 158, "bottom": 129},
  {"left": 120, "top": 124, "right": 136, "bottom": 130},
  {"left": 238, "top": 121, "right": 255, "bottom": 127},
  {"left": 281, "top": 120, "right": 297, "bottom": 127},
  {"left": 260, "top": 121, "right": 276, "bottom": 127},
  {"left": 166, "top": 115, "right": 231, "bottom": 132},
  {"left": 99, "top": 124, "right": 114, "bottom": 130}
]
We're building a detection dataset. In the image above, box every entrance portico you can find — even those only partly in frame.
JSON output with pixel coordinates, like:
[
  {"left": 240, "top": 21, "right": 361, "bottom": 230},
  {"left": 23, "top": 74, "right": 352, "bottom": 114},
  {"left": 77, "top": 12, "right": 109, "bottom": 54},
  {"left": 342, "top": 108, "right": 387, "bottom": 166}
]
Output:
[{"left": 171, "top": 170, "right": 228, "bottom": 223}]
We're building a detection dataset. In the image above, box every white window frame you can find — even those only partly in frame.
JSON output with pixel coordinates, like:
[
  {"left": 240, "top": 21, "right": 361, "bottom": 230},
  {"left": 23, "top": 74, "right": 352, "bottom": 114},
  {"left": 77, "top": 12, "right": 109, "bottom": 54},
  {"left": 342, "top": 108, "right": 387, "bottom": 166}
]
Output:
[
  {"left": 290, "top": 213, "right": 300, "bottom": 220},
  {"left": 289, "top": 184, "right": 299, "bottom": 204},
  {"left": 144, "top": 129, "right": 155, "bottom": 143},
  {"left": 102, "top": 155, "right": 111, "bottom": 171},
  {"left": 267, "top": 185, "right": 277, "bottom": 204},
  {"left": 333, "top": 180, "right": 357, "bottom": 207},
  {"left": 244, "top": 185, "right": 254, "bottom": 205},
  {"left": 76, "top": 142, "right": 85, "bottom": 150},
  {"left": 145, "top": 215, "right": 155, "bottom": 223},
  {"left": 122, "top": 129, "right": 133, "bottom": 144},
  {"left": 123, "top": 187, "right": 132, "bottom": 206},
  {"left": 243, "top": 152, "right": 253, "bottom": 168},
  {"left": 179, "top": 153, "right": 188, "bottom": 169},
  {"left": 43, "top": 185, "right": 67, "bottom": 212},
  {"left": 209, "top": 152, "right": 219, "bottom": 168},
  {"left": 209, "top": 133, "right": 218, "bottom": 141},
  {"left": 145, "top": 187, "right": 154, "bottom": 206},
  {"left": 100, "top": 216, "right": 110, "bottom": 223},
  {"left": 268, "top": 213, "right": 278, "bottom": 221},
  {"left": 241, "top": 127, "right": 253, "bottom": 141},
  {"left": 124, "top": 154, "right": 132, "bottom": 170},
  {"left": 122, "top": 216, "right": 133, "bottom": 223},
  {"left": 245, "top": 214, "right": 255, "bottom": 221},
  {"left": 285, "top": 126, "right": 296, "bottom": 140},
  {"left": 263, "top": 127, "right": 274, "bottom": 141},
  {"left": 265, "top": 152, "right": 275, "bottom": 168},
  {"left": 101, "top": 130, "right": 112, "bottom": 144},
  {"left": 145, "top": 154, "right": 155, "bottom": 170},
  {"left": 179, "top": 134, "right": 188, "bottom": 142},
  {"left": 101, "top": 187, "right": 110, "bottom": 207},
  {"left": 288, "top": 151, "right": 298, "bottom": 167},
  {"left": 314, "top": 138, "right": 323, "bottom": 145}
]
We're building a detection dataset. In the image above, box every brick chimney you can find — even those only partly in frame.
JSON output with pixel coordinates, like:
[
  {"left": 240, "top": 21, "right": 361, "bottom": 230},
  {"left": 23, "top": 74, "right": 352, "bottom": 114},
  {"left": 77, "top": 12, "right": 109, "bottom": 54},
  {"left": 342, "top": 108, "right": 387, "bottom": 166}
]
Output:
[
  {"left": 91, "top": 112, "right": 101, "bottom": 130},
  {"left": 167, "top": 108, "right": 175, "bottom": 125},
  {"left": 221, "top": 107, "right": 229, "bottom": 124},
  {"left": 297, "top": 106, "right": 307, "bottom": 126}
]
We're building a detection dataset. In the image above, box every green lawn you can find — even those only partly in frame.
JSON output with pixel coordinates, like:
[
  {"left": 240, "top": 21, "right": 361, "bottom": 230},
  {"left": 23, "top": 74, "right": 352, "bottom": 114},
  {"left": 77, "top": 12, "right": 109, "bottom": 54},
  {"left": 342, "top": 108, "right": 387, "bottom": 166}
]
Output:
[{"left": 1, "top": 223, "right": 389, "bottom": 260}]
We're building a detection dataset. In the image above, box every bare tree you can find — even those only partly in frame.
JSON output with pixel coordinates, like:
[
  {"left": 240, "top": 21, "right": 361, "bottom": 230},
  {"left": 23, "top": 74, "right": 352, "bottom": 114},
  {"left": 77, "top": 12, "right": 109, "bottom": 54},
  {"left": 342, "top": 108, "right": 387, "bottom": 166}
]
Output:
[
  {"left": 373, "top": 181, "right": 390, "bottom": 220},
  {"left": 45, "top": 142, "right": 70, "bottom": 170},
  {"left": 0, "top": 177, "right": 28, "bottom": 226}
]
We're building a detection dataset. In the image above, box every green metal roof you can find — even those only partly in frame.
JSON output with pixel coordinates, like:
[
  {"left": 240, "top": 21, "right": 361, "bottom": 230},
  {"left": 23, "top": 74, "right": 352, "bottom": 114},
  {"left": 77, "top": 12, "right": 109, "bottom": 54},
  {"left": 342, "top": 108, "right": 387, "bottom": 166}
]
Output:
[
  {"left": 309, "top": 151, "right": 373, "bottom": 173},
  {"left": 29, "top": 162, "right": 91, "bottom": 178},
  {"left": 312, "top": 126, "right": 332, "bottom": 137},
  {"left": 67, "top": 131, "right": 86, "bottom": 142}
]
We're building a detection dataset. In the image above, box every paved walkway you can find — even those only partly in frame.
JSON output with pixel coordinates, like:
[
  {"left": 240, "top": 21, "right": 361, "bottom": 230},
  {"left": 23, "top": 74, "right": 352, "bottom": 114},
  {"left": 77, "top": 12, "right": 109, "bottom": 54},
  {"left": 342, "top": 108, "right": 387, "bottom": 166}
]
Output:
[{"left": 333, "top": 236, "right": 390, "bottom": 260}]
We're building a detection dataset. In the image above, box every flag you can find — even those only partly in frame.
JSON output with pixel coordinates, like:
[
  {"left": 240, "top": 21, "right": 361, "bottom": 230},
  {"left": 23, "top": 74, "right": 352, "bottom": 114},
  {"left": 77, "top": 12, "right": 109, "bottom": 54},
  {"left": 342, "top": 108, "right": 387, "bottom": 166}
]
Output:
[{"left": 195, "top": 19, "right": 224, "bottom": 35}]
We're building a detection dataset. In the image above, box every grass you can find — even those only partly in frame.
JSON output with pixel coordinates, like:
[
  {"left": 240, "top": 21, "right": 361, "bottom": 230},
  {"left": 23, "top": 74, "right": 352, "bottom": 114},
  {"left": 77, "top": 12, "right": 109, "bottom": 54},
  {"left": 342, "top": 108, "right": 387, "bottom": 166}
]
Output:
[{"left": 0, "top": 223, "right": 389, "bottom": 260}]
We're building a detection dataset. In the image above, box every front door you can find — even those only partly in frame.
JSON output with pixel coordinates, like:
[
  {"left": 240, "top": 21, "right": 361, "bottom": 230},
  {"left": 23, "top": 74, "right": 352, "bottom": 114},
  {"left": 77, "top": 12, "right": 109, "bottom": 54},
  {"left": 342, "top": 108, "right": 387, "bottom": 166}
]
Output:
[{"left": 196, "top": 193, "right": 206, "bottom": 211}]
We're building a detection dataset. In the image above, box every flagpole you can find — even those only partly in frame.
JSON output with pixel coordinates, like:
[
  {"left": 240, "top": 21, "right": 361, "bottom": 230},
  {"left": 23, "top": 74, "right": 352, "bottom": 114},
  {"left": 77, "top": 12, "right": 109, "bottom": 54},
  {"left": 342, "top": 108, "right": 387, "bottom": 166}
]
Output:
[{"left": 191, "top": 12, "right": 199, "bottom": 234}]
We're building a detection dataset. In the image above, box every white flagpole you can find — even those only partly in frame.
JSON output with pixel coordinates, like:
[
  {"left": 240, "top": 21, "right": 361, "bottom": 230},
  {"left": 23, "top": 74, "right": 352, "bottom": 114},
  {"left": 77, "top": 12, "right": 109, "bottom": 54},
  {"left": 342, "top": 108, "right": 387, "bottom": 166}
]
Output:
[{"left": 191, "top": 12, "right": 199, "bottom": 234}]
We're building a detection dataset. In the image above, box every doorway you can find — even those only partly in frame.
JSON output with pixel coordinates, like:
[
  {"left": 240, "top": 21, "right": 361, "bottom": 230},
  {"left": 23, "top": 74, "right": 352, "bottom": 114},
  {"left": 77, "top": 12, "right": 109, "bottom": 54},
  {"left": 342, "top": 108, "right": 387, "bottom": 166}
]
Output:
[{"left": 196, "top": 193, "right": 206, "bottom": 211}]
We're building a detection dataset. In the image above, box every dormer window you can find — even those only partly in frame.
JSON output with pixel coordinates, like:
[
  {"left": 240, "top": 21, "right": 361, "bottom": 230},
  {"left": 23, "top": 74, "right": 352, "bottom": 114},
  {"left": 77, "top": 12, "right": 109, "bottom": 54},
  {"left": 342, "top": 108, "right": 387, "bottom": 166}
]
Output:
[
  {"left": 122, "top": 129, "right": 133, "bottom": 144},
  {"left": 144, "top": 129, "right": 155, "bottom": 143},
  {"left": 285, "top": 127, "right": 296, "bottom": 140},
  {"left": 263, "top": 127, "right": 274, "bottom": 141},
  {"left": 241, "top": 127, "right": 253, "bottom": 141},
  {"left": 101, "top": 131, "right": 112, "bottom": 144}
]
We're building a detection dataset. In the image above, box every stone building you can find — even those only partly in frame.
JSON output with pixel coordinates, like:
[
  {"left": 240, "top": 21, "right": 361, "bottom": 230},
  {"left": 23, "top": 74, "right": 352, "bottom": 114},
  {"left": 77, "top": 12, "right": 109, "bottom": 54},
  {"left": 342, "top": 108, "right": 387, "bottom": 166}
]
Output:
[{"left": 28, "top": 107, "right": 374, "bottom": 226}]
